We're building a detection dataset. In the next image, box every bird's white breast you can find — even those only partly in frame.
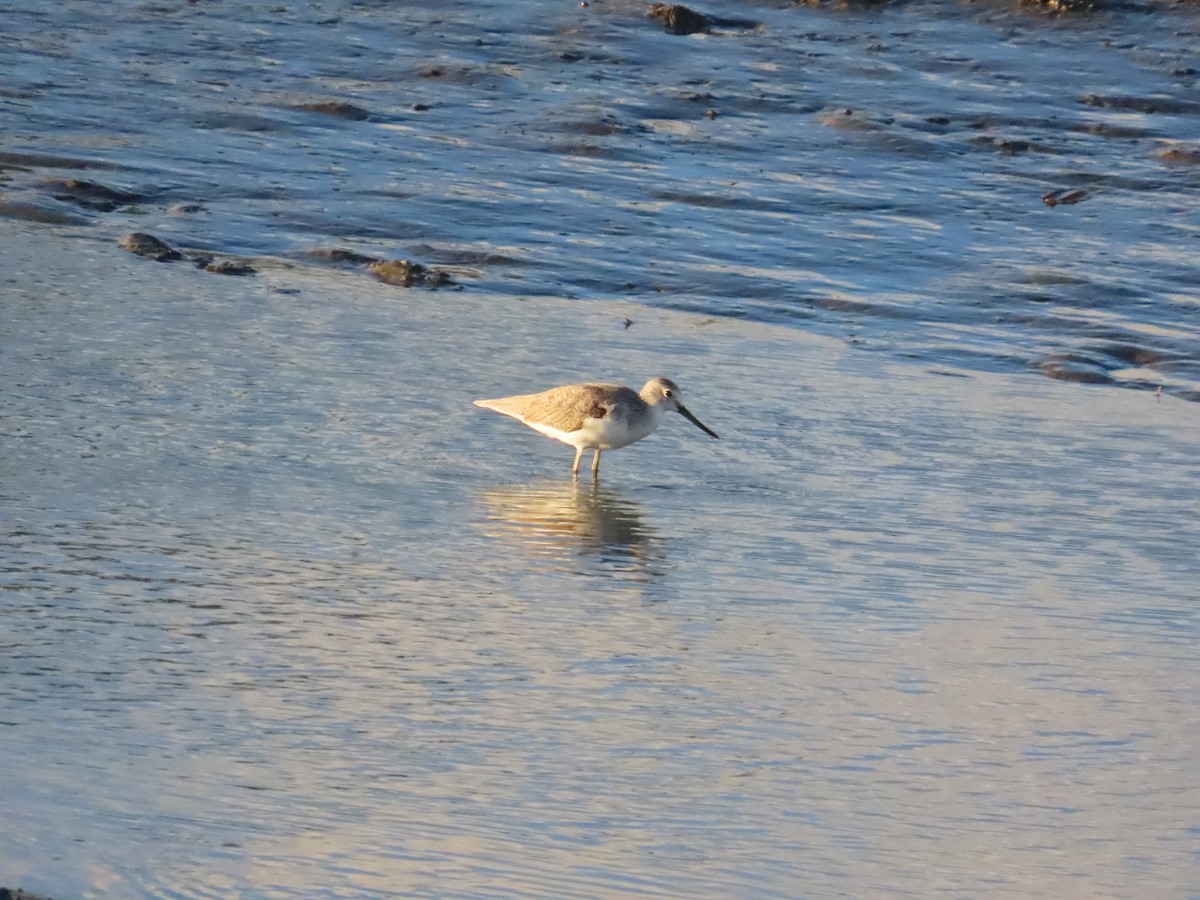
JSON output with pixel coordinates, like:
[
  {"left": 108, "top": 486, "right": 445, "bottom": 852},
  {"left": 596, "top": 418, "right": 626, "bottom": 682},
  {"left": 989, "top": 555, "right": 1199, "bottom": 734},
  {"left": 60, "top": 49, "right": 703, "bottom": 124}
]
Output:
[
  {"left": 526, "top": 402, "right": 663, "bottom": 451},
  {"left": 591, "top": 403, "right": 663, "bottom": 449}
]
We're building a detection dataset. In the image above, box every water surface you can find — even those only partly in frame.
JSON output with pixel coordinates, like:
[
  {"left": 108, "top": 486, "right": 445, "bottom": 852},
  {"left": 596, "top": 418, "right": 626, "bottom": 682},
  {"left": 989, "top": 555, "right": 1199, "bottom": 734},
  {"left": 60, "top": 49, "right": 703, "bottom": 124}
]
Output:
[
  {"left": 2, "top": 223, "right": 1198, "bottom": 897},
  {"left": 3, "top": 0, "right": 1200, "bottom": 894},
  {"left": 2, "top": 0, "right": 1199, "bottom": 396}
]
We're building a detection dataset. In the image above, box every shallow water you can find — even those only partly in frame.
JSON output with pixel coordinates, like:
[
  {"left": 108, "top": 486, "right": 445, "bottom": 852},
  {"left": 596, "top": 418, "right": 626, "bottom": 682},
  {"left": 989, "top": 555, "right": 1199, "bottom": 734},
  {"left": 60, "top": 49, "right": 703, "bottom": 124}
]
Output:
[
  {"left": 3, "top": 222, "right": 1199, "bottom": 897},
  {"left": 4, "top": 0, "right": 1200, "bottom": 895},
  {"left": 1, "top": 0, "right": 1199, "bottom": 399}
]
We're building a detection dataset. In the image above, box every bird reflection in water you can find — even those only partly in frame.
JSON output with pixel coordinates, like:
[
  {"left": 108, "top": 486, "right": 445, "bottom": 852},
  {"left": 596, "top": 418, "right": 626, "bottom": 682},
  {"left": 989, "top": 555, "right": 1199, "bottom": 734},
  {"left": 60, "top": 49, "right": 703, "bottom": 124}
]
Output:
[{"left": 478, "top": 479, "right": 663, "bottom": 578}]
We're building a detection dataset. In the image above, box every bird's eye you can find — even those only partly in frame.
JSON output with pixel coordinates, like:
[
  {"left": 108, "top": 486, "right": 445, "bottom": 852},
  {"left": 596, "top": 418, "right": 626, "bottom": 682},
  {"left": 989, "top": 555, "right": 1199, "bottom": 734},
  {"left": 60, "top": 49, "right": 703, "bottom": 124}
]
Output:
[{"left": 663, "top": 389, "right": 673, "bottom": 398}]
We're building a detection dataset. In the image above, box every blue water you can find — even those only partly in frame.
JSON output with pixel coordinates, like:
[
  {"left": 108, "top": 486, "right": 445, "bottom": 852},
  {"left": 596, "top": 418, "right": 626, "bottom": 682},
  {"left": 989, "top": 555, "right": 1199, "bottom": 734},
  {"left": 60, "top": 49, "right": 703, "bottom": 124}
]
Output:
[
  {"left": 2, "top": 0, "right": 1199, "bottom": 396},
  {"left": 2, "top": 1, "right": 1200, "bottom": 897}
]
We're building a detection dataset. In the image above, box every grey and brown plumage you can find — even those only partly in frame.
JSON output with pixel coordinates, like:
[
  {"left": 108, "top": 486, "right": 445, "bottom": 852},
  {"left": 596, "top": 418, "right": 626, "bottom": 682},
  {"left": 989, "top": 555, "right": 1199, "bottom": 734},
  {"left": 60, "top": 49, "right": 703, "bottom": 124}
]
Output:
[{"left": 474, "top": 377, "right": 718, "bottom": 478}]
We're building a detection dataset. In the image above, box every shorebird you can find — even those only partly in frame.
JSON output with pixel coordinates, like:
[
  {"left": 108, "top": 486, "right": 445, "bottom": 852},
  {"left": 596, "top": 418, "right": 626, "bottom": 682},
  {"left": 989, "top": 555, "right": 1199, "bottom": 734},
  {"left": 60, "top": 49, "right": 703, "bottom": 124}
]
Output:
[{"left": 474, "top": 377, "right": 718, "bottom": 478}]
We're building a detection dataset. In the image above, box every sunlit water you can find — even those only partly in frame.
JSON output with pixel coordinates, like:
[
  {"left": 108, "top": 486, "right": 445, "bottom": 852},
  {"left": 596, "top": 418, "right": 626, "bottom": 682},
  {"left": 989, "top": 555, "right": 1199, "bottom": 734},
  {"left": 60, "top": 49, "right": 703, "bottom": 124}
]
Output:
[
  {"left": 2, "top": 0, "right": 1199, "bottom": 398},
  {"left": 3, "top": 0, "right": 1200, "bottom": 895},
  {"left": 3, "top": 219, "right": 1199, "bottom": 897}
]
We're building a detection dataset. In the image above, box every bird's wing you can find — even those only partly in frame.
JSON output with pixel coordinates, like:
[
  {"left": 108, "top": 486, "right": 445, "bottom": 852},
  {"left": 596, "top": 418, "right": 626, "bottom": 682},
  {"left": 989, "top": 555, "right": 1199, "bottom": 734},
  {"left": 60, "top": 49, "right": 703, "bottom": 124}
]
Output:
[
  {"left": 513, "top": 383, "right": 621, "bottom": 433},
  {"left": 476, "top": 383, "right": 633, "bottom": 433}
]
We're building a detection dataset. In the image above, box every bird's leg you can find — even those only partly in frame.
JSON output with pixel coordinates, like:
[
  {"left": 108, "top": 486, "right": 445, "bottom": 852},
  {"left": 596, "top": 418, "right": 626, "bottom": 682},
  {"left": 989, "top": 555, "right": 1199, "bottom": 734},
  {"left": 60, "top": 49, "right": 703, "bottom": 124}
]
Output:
[
  {"left": 591, "top": 449, "right": 602, "bottom": 479},
  {"left": 572, "top": 446, "right": 583, "bottom": 478}
]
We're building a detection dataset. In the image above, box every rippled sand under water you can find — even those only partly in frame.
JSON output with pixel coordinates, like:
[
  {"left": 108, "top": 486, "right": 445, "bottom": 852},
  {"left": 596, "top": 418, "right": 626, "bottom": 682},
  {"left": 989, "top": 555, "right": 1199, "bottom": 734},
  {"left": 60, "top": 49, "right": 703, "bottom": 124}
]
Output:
[{"left": 2, "top": 224, "right": 1198, "bottom": 897}]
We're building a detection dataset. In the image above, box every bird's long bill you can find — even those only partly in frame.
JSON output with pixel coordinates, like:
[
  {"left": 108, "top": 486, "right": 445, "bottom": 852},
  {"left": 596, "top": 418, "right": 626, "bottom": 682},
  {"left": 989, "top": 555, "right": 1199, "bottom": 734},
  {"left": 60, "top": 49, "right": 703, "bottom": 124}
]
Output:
[{"left": 678, "top": 404, "right": 719, "bottom": 439}]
